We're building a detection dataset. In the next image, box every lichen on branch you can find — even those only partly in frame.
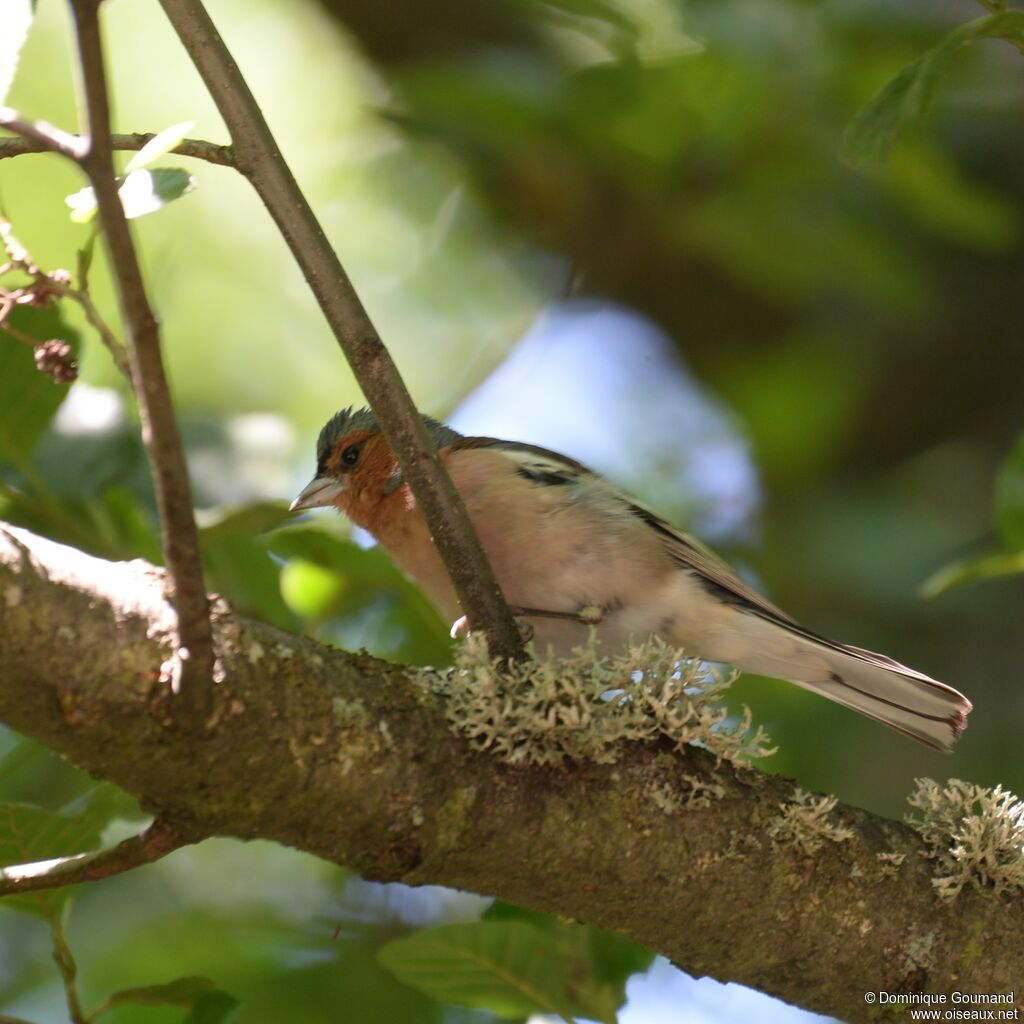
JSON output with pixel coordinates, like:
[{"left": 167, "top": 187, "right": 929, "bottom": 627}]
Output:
[
  {"left": 441, "top": 633, "right": 776, "bottom": 767},
  {"left": 906, "top": 777, "right": 1024, "bottom": 900}
]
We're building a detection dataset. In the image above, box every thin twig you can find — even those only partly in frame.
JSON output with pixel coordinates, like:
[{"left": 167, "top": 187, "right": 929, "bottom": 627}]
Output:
[
  {"left": 40, "top": 902, "right": 87, "bottom": 1024},
  {"left": 59, "top": 283, "right": 131, "bottom": 380},
  {"left": 67, "top": 0, "right": 215, "bottom": 719},
  {"left": 0, "top": 820, "right": 189, "bottom": 897},
  {"left": 157, "top": 0, "right": 525, "bottom": 661},
  {"left": 0, "top": 216, "right": 131, "bottom": 379},
  {"left": 0, "top": 131, "right": 234, "bottom": 167},
  {"left": 0, "top": 106, "right": 86, "bottom": 161}
]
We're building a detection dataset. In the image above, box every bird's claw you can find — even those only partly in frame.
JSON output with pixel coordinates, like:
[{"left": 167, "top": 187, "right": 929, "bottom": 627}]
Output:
[{"left": 451, "top": 613, "right": 534, "bottom": 644}]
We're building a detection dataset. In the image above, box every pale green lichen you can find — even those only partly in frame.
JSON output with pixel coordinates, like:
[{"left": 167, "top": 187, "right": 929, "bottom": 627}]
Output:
[
  {"left": 902, "top": 931, "right": 936, "bottom": 974},
  {"left": 906, "top": 777, "right": 1024, "bottom": 901},
  {"left": 876, "top": 850, "right": 907, "bottom": 879},
  {"left": 442, "top": 633, "right": 775, "bottom": 768},
  {"left": 768, "top": 788, "right": 855, "bottom": 855}
]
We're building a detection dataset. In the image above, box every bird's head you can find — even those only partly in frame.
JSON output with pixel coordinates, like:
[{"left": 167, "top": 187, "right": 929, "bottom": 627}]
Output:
[{"left": 289, "top": 407, "right": 461, "bottom": 516}]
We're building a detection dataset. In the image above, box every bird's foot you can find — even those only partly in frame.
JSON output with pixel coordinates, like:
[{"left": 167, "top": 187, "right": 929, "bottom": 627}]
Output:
[{"left": 450, "top": 613, "right": 535, "bottom": 644}]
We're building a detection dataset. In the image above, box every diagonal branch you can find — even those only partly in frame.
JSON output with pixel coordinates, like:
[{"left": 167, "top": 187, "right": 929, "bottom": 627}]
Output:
[
  {"left": 66, "top": 0, "right": 215, "bottom": 720},
  {"left": 155, "top": 0, "right": 525, "bottom": 662},
  {"left": 1, "top": 522, "right": 1021, "bottom": 1023}
]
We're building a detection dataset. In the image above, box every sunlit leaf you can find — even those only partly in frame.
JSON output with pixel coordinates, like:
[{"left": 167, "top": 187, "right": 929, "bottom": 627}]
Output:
[
  {"left": 378, "top": 920, "right": 585, "bottom": 1020},
  {"left": 843, "top": 12, "right": 1024, "bottom": 168},
  {"left": 124, "top": 121, "right": 193, "bottom": 174},
  {"left": 995, "top": 436, "right": 1024, "bottom": 551},
  {"left": 0, "top": 0, "right": 33, "bottom": 105},
  {"left": 65, "top": 185, "right": 99, "bottom": 224},
  {"left": 118, "top": 167, "right": 196, "bottom": 219},
  {"left": 66, "top": 167, "right": 196, "bottom": 223}
]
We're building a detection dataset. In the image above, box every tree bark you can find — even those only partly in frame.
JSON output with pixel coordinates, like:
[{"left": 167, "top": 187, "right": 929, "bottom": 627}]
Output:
[{"left": 0, "top": 523, "right": 1019, "bottom": 1022}]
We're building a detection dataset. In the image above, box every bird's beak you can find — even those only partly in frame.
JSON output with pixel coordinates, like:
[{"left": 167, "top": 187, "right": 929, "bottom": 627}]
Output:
[{"left": 289, "top": 475, "right": 345, "bottom": 512}]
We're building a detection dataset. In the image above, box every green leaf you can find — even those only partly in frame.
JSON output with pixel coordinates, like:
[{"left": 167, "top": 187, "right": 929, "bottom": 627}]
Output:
[
  {"left": 187, "top": 990, "right": 240, "bottom": 1024},
  {"left": 995, "top": 436, "right": 1024, "bottom": 551},
  {"left": 198, "top": 501, "right": 294, "bottom": 546},
  {"left": 66, "top": 167, "right": 196, "bottom": 223},
  {"left": 0, "top": 802, "right": 103, "bottom": 917},
  {"left": 842, "top": 12, "right": 1024, "bottom": 168},
  {"left": 0, "top": 805, "right": 102, "bottom": 869},
  {"left": 124, "top": 121, "right": 193, "bottom": 174},
  {"left": 0, "top": 0, "right": 33, "bottom": 105},
  {"left": 102, "top": 976, "right": 238, "bottom": 1023},
  {"left": 203, "top": 533, "right": 298, "bottom": 631},
  {"left": 485, "top": 901, "right": 653, "bottom": 1020},
  {"left": 378, "top": 920, "right": 583, "bottom": 1020},
  {"left": 270, "top": 527, "right": 451, "bottom": 664},
  {"left": 120, "top": 167, "right": 196, "bottom": 218},
  {"left": 81, "top": 781, "right": 146, "bottom": 828},
  {"left": 921, "top": 549, "right": 1024, "bottom": 599},
  {"left": 0, "top": 305, "right": 80, "bottom": 465}
]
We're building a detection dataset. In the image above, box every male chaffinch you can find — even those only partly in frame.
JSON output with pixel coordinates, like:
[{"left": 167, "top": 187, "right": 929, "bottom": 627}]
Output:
[{"left": 291, "top": 407, "right": 972, "bottom": 751}]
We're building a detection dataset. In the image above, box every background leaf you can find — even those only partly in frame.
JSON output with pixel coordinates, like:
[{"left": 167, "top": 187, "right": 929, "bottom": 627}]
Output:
[
  {"left": 921, "top": 549, "right": 1024, "bottom": 599},
  {"left": 378, "top": 920, "right": 586, "bottom": 1020},
  {"left": 485, "top": 900, "right": 653, "bottom": 1020},
  {"left": 0, "top": 802, "right": 103, "bottom": 917},
  {"left": 0, "top": 305, "right": 80, "bottom": 465},
  {"left": 270, "top": 527, "right": 451, "bottom": 664},
  {"left": 842, "top": 11, "right": 1024, "bottom": 168},
  {"left": 995, "top": 435, "right": 1024, "bottom": 551},
  {"left": 103, "top": 975, "right": 238, "bottom": 1022}
]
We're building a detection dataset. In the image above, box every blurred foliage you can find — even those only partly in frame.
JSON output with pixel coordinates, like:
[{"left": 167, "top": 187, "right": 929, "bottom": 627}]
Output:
[
  {"left": 922, "top": 433, "right": 1024, "bottom": 597},
  {"left": 842, "top": 10, "right": 1024, "bottom": 168},
  {"left": 1, "top": 0, "right": 1023, "bottom": 1021}
]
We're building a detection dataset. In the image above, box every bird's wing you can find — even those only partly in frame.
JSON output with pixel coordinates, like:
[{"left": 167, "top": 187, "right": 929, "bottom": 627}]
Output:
[
  {"left": 622, "top": 500, "right": 802, "bottom": 628},
  {"left": 452, "top": 435, "right": 800, "bottom": 628},
  {"left": 451, "top": 436, "right": 593, "bottom": 481}
]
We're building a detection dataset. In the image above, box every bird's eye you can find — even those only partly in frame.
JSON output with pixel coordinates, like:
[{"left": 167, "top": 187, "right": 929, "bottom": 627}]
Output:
[{"left": 341, "top": 444, "right": 360, "bottom": 468}]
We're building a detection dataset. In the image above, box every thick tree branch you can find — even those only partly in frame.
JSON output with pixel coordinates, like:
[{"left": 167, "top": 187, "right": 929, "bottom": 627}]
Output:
[
  {"left": 155, "top": 0, "right": 524, "bottom": 662},
  {"left": 0, "top": 523, "right": 1020, "bottom": 1023},
  {"left": 67, "top": 0, "right": 215, "bottom": 720}
]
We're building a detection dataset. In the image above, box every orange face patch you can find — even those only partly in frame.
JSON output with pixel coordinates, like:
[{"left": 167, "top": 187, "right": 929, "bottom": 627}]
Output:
[
  {"left": 323, "top": 430, "right": 403, "bottom": 521},
  {"left": 322, "top": 429, "right": 376, "bottom": 477}
]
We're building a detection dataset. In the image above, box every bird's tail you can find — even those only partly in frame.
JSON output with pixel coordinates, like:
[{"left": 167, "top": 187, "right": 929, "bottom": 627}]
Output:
[{"left": 785, "top": 639, "right": 971, "bottom": 751}]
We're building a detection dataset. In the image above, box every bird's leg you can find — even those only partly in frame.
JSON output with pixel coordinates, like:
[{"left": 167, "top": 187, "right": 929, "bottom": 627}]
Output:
[
  {"left": 507, "top": 604, "right": 607, "bottom": 625},
  {"left": 450, "top": 603, "right": 605, "bottom": 647}
]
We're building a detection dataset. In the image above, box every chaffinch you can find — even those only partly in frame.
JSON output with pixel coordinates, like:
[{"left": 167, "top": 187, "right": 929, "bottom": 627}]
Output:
[{"left": 291, "top": 407, "right": 971, "bottom": 751}]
